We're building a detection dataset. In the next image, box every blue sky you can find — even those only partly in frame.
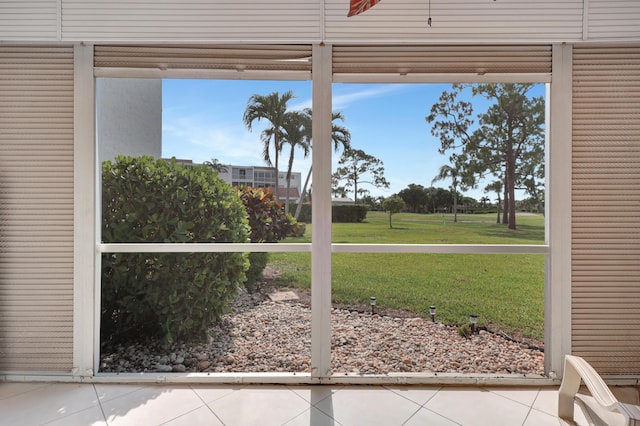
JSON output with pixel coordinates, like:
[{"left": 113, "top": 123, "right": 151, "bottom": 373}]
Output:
[{"left": 162, "top": 80, "right": 545, "bottom": 201}]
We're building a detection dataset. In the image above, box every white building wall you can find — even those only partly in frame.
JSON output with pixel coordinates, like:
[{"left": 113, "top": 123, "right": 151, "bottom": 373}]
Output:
[
  {"left": 0, "top": 0, "right": 59, "bottom": 41},
  {"left": 585, "top": 0, "right": 640, "bottom": 40},
  {"left": 324, "top": 0, "right": 585, "bottom": 43},
  {"left": 1, "top": 0, "right": 640, "bottom": 43},
  {"left": 61, "top": 0, "right": 321, "bottom": 43},
  {"left": 96, "top": 78, "right": 162, "bottom": 163}
]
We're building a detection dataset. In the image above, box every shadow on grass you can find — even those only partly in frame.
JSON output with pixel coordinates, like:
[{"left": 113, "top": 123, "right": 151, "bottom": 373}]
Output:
[{"left": 475, "top": 223, "right": 545, "bottom": 242}]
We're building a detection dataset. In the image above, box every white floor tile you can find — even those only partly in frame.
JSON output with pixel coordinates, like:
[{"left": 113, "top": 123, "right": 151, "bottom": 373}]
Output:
[
  {"left": 424, "top": 388, "right": 530, "bottom": 426},
  {"left": 523, "top": 408, "right": 562, "bottom": 426},
  {"left": 42, "top": 405, "right": 107, "bottom": 426},
  {"left": 315, "top": 386, "right": 422, "bottom": 426},
  {"left": 0, "top": 383, "right": 99, "bottom": 426},
  {"left": 161, "top": 405, "right": 224, "bottom": 426},
  {"left": 191, "top": 385, "right": 245, "bottom": 404},
  {"left": 283, "top": 407, "right": 343, "bottom": 426},
  {"left": 93, "top": 384, "right": 148, "bottom": 403},
  {"left": 0, "top": 382, "right": 599, "bottom": 426},
  {"left": 101, "top": 386, "right": 204, "bottom": 426},
  {"left": 206, "top": 386, "right": 310, "bottom": 426},
  {"left": 386, "top": 386, "right": 441, "bottom": 406},
  {"left": 403, "top": 407, "right": 461, "bottom": 426},
  {"left": 0, "top": 382, "right": 51, "bottom": 400},
  {"left": 288, "top": 385, "right": 343, "bottom": 405},
  {"left": 532, "top": 387, "right": 560, "bottom": 416},
  {"left": 489, "top": 386, "right": 542, "bottom": 407}
]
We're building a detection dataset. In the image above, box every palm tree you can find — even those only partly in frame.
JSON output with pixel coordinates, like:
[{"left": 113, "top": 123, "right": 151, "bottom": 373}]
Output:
[
  {"left": 293, "top": 108, "right": 351, "bottom": 220},
  {"left": 432, "top": 157, "right": 461, "bottom": 223},
  {"left": 281, "top": 111, "right": 310, "bottom": 214},
  {"left": 485, "top": 180, "right": 503, "bottom": 224},
  {"left": 202, "top": 158, "right": 227, "bottom": 173},
  {"left": 243, "top": 90, "right": 295, "bottom": 201}
]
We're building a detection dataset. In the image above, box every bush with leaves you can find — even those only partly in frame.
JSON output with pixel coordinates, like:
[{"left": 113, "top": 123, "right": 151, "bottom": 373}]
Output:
[
  {"left": 237, "top": 186, "right": 303, "bottom": 292},
  {"left": 381, "top": 196, "right": 406, "bottom": 229},
  {"left": 101, "top": 156, "right": 250, "bottom": 345},
  {"left": 238, "top": 186, "right": 299, "bottom": 243},
  {"left": 332, "top": 205, "right": 368, "bottom": 223}
]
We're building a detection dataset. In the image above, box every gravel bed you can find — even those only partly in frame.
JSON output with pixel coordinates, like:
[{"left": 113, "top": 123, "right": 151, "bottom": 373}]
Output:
[{"left": 100, "top": 286, "right": 545, "bottom": 376}]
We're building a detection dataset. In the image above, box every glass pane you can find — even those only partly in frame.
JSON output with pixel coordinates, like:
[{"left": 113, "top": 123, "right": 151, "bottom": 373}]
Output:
[
  {"left": 330, "top": 83, "right": 546, "bottom": 243},
  {"left": 97, "top": 78, "right": 313, "bottom": 243},
  {"left": 330, "top": 253, "right": 545, "bottom": 375},
  {"left": 99, "top": 252, "right": 312, "bottom": 373}
]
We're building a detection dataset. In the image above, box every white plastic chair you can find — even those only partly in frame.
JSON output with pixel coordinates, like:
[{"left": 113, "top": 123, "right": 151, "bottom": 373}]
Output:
[{"left": 558, "top": 355, "right": 640, "bottom": 425}]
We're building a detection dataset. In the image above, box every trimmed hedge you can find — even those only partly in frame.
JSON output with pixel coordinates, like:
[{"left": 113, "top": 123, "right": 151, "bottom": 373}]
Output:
[
  {"left": 289, "top": 203, "right": 312, "bottom": 223},
  {"left": 332, "top": 205, "right": 368, "bottom": 223},
  {"left": 287, "top": 204, "right": 371, "bottom": 223},
  {"left": 101, "top": 156, "right": 250, "bottom": 344}
]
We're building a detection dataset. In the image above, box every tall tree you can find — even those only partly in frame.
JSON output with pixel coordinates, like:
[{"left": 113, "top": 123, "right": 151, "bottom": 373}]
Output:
[
  {"left": 426, "top": 83, "right": 544, "bottom": 230},
  {"left": 202, "top": 158, "right": 228, "bottom": 173},
  {"left": 485, "top": 180, "right": 503, "bottom": 224},
  {"left": 294, "top": 108, "right": 351, "bottom": 220},
  {"left": 432, "top": 157, "right": 463, "bottom": 223},
  {"left": 516, "top": 141, "right": 545, "bottom": 215},
  {"left": 332, "top": 148, "right": 390, "bottom": 204},
  {"left": 382, "top": 196, "right": 406, "bottom": 229},
  {"left": 281, "top": 111, "right": 310, "bottom": 214},
  {"left": 398, "top": 183, "right": 428, "bottom": 213},
  {"left": 243, "top": 90, "right": 295, "bottom": 202}
]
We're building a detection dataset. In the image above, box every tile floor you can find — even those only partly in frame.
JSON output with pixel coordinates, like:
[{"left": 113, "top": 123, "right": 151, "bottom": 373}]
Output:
[{"left": 0, "top": 381, "right": 634, "bottom": 426}]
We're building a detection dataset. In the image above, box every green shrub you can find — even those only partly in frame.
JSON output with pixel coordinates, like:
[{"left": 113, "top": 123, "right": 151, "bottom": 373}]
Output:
[
  {"left": 457, "top": 324, "right": 472, "bottom": 339},
  {"left": 101, "top": 156, "right": 250, "bottom": 344},
  {"left": 289, "top": 203, "right": 312, "bottom": 223},
  {"left": 238, "top": 186, "right": 297, "bottom": 243},
  {"left": 244, "top": 252, "right": 269, "bottom": 293},
  {"left": 237, "top": 186, "right": 301, "bottom": 292},
  {"left": 332, "top": 205, "right": 368, "bottom": 223}
]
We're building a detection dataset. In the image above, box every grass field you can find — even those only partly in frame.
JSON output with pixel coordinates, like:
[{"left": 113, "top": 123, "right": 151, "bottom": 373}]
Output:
[{"left": 269, "top": 211, "right": 546, "bottom": 340}]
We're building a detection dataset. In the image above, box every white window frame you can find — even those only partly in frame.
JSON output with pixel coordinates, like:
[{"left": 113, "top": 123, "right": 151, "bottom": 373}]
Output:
[{"left": 74, "top": 43, "right": 571, "bottom": 384}]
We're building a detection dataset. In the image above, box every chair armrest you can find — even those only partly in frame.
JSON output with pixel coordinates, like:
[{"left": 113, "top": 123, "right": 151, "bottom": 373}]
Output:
[{"left": 558, "top": 355, "right": 640, "bottom": 425}]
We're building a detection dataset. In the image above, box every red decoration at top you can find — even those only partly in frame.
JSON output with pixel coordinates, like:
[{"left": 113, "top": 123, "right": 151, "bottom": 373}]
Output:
[{"left": 348, "top": 0, "right": 382, "bottom": 17}]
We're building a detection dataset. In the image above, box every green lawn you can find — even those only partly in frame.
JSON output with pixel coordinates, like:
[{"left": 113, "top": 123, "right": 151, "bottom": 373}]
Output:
[{"left": 269, "top": 211, "right": 546, "bottom": 340}]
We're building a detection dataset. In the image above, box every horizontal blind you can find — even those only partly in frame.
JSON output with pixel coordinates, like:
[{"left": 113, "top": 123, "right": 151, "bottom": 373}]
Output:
[
  {"left": 0, "top": 45, "right": 74, "bottom": 372},
  {"left": 333, "top": 45, "right": 552, "bottom": 76},
  {"left": 94, "top": 44, "right": 312, "bottom": 74},
  {"left": 572, "top": 44, "right": 640, "bottom": 375}
]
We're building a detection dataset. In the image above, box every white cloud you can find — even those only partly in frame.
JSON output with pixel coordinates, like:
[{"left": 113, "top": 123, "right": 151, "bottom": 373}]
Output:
[
  {"left": 288, "top": 85, "right": 404, "bottom": 112},
  {"left": 163, "top": 115, "right": 263, "bottom": 165},
  {"left": 333, "top": 85, "right": 404, "bottom": 110}
]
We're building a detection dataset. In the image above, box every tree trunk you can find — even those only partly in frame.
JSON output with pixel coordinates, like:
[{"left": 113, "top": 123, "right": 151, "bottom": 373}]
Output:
[
  {"left": 502, "top": 185, "right": 509, "bottom": 225},
  {"left": 294, "top": 165, "right": 312, "bottom": 220},
  {"left": 506, "top": 148, "right": 517, "bottom": 230},
  {"left": 453, "top": 189, "right": 458, "bottom": 223},
  {"left": 285, "top": 177, "right": 291, "bottom": 214},
  {"left": 496, "top": 194, "right": 501, "bottom": 224},
  {"left": 284, "top": 146, "right": 296, "bottom": 214},
  {"left": 353, "top": 167, "right": 358, "bottom": 204},
  {"left": 273, "top": 135, "right": 280, "bottom": 202},
  {"left": 389, "top": 212, "right": 393, "bottom": 228}
]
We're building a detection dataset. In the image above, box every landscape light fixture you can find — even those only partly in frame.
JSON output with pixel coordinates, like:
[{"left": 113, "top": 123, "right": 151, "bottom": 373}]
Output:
[
  {"left": 470, "top": 314, "right": 478, "bottom": 333},
  {"left": 429, "top": 305, "right": 436, "bottom": 322},
  {"left": 370, "top": 296, "right": 377, "bottom": 315}
]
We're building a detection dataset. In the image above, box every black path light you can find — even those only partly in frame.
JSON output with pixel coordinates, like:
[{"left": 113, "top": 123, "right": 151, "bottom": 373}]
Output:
[
  {"left": 429, "top": 305, "right": 436, "bottom": 322},
  {"left": 470, "top": 314, "right": 478, "bottom": 333},
  {"left": 370, "top": 296, "right": 377, "bottom": 315}
]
